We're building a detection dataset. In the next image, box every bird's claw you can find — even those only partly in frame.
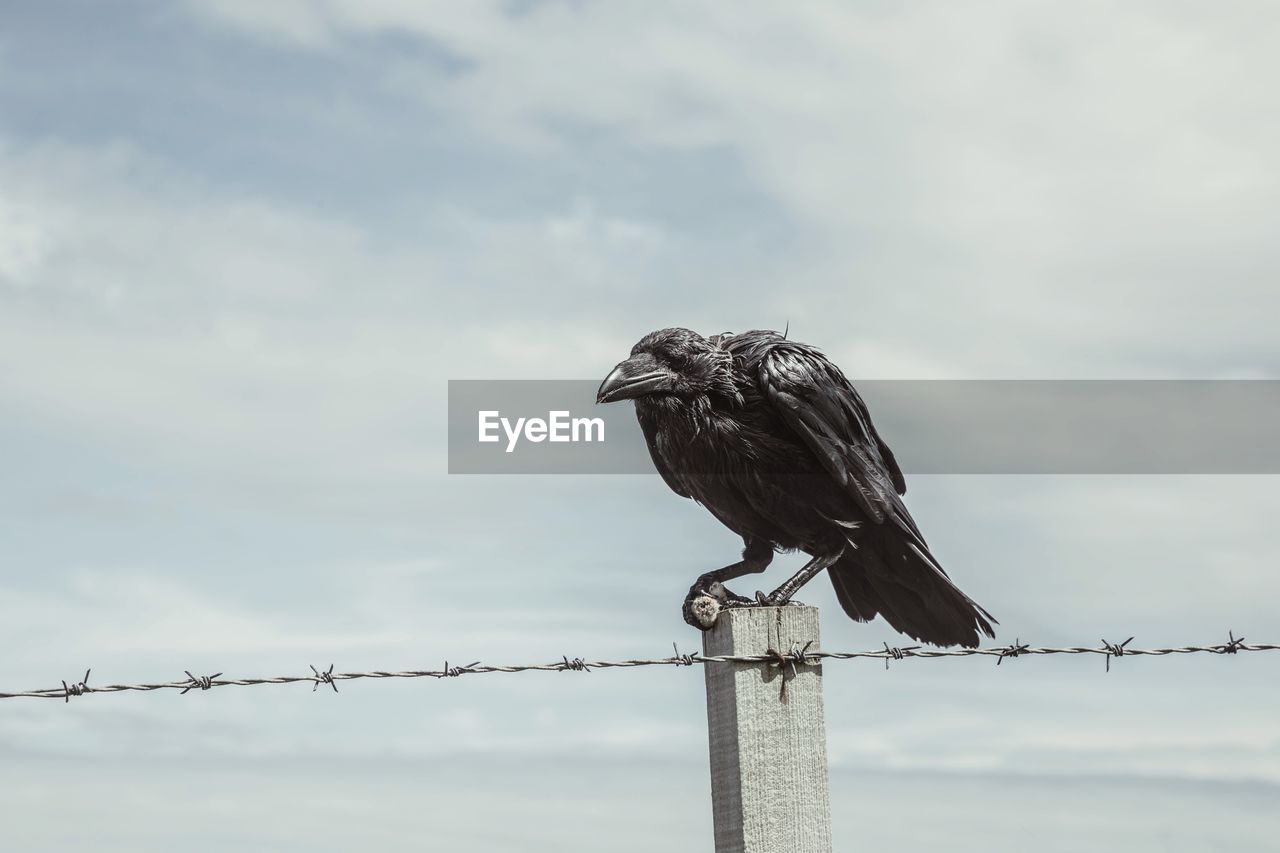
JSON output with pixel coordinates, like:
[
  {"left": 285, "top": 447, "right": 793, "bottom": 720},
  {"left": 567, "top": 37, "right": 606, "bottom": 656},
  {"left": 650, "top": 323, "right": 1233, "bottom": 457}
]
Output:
[
  {"left": 709, "top": 582, "right": 754, "bottom": 606},
  {"left": 683, "top": 581, "right": 752, "bottom": 630},
  {"left": 754, "top": 589, "right": 802, "bottom": 608}
]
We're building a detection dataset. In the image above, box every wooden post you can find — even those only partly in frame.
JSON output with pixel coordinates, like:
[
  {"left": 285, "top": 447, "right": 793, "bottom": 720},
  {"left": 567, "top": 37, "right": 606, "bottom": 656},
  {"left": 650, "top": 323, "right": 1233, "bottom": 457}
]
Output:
[{"left": 702, "top": 605, "right": 832, "bottom": 853}]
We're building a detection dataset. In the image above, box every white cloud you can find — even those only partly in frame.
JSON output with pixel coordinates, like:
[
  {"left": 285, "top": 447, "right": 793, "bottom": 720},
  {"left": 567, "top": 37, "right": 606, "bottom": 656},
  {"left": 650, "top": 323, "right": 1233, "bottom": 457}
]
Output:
[
  {"left": 2, "top": 5, "right": 1279, "bottom": 819},
  {"left": 0, "top": 569, "right": 408, "bottom": 665},
  {"left": 186, "top": 0, "right": 1280, "bottom": 376},
  {"left": 0, "top": 141, "right": 683, "bottom": 491}
]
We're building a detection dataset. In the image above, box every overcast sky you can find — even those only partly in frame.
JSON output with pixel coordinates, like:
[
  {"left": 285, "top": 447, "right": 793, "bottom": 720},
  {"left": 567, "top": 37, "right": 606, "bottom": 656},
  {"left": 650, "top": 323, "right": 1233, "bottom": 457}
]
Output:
[{"left": 2, "top": 2, "right": 1279, "bottom": 851}]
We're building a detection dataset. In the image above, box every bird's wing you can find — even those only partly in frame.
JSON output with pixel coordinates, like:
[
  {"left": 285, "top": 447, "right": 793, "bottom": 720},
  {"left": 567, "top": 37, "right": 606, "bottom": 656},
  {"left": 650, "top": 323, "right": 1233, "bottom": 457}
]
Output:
[
  {"left": 636, "top": 410, "right": 693, "bottom": 499},
  {"left": 757, "top": 343, "right": 909, "bottom": 525}
]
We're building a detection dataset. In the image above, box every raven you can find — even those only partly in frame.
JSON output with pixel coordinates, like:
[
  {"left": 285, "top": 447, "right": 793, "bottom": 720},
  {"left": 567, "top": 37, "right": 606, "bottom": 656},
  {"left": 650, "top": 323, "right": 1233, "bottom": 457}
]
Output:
[{"left": 597, "top": 327, "right": 996, "bottom": 648}]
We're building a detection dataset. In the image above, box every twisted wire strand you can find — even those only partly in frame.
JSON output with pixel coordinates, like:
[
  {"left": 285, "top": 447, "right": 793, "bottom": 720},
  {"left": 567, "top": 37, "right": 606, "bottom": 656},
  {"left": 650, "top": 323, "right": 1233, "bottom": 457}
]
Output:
[{"left": 1, "top": 634, "right": 1273, "bottom": 701}]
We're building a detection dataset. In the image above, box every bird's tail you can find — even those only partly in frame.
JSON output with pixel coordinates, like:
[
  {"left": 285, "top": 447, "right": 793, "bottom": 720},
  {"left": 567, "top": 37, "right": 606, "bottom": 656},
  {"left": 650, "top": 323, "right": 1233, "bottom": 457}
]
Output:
[{"left": 828, "top": 528, "right": 997, "bottom": 648}]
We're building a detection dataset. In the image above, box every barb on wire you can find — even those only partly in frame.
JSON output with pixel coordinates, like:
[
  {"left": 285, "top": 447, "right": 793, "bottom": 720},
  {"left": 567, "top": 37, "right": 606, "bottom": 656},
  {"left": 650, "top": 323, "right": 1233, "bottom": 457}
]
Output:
[
  {"left": 1101, "top": 637, "right": 1134, "bottom": 672},
  {"left": 310, "top": 664, "right": 338, "bottom": 693},
  {"left": 880, "top": 643, "right": 920, "bottom": 671},
  {"left": 181, "top": 671, "right": 221, "bottom": 695},
  {"left": 996, "top": 639, "right": 1030, "bottom": 665},
  {"left": 1, "top": 633, "right": 1275, "bottom": 702},
  {"left": 441, "top": 661, "right": 481, "bottom": 678},
  {"left": 767, "top": 640, "right": 815, "bottom": 680},
  {"left": 670, "top": 643, "right": 698, "bottom": 667},
  {"left": 62, "top": 669, "right": 91, "bottom": 703},
  {"left": 766, "top": 639, "right": 816, "bottom": 700}
]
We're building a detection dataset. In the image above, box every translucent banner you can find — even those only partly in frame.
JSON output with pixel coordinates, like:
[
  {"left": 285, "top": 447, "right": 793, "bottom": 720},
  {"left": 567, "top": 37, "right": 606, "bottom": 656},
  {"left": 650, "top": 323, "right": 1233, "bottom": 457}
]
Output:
[{"left": 447, "top": 380, "right": 1280, "bottom": 475}]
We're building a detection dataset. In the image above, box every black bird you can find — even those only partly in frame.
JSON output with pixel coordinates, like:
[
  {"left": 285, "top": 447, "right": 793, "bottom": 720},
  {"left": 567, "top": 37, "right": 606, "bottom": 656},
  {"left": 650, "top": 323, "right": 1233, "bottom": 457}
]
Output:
[{"left": 597, "top": 327, "right": 996, "bottom": 648}]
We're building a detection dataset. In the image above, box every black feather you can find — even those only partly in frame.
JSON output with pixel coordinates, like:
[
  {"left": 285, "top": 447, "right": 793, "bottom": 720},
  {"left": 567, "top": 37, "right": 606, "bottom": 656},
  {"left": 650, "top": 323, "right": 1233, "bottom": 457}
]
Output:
[{"left": 623, "top": 327, "right": 997, "bottom": 648}]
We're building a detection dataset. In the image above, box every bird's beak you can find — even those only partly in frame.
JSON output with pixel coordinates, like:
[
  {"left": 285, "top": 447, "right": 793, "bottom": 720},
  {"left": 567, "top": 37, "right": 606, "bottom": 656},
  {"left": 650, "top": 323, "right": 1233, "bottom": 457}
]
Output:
[{"left": 596, "top": 358, "right": 674, "bottom": 404}]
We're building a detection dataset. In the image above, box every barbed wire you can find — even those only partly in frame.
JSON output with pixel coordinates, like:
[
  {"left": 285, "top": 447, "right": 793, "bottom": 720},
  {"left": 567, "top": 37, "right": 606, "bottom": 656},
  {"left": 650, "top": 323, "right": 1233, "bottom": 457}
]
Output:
[{"left": 1, "top": 632, "right": 1273, "bottom": 702}]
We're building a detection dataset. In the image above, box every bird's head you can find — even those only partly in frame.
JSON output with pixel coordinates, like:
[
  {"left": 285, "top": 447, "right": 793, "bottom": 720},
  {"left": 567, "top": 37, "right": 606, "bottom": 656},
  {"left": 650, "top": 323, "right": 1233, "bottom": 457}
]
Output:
[{"left": 596, "top": 328, "right": 737, "bottom": 405}]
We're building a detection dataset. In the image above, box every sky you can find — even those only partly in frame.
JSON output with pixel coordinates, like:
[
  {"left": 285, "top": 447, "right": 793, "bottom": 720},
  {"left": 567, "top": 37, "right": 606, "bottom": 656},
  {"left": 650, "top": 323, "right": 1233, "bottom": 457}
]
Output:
[{"left": 2, "top": 2, "right": 1279, "bottom": 850}]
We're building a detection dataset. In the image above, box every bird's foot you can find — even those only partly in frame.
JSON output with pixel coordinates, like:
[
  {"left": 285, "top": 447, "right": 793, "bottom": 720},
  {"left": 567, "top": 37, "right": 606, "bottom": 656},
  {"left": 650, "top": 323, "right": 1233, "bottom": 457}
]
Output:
[
  {"left": 683, "top": 580, "right": 753, "bottom": 631},
  {"left": 754, "top": 589, "right": 803, "bottom": 608}
]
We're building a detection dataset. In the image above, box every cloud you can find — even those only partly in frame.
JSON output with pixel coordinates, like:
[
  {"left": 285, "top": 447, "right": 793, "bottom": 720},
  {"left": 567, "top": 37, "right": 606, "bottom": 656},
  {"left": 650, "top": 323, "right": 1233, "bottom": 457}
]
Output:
[
  {"left": 3, "top": 751, "right": 1278, "bottom": 853},
  {"left": 184, "top": 0, "right": 1280, "bottom": 376},
  {"left": 0, "top": 140, "right": 683, "bottom": 494},
  {"left": 0, "top": 568, "right": 408, "bottom": 665},
  {"left": 2, "top": 3, "right": 1279, "bottom": 817}
]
